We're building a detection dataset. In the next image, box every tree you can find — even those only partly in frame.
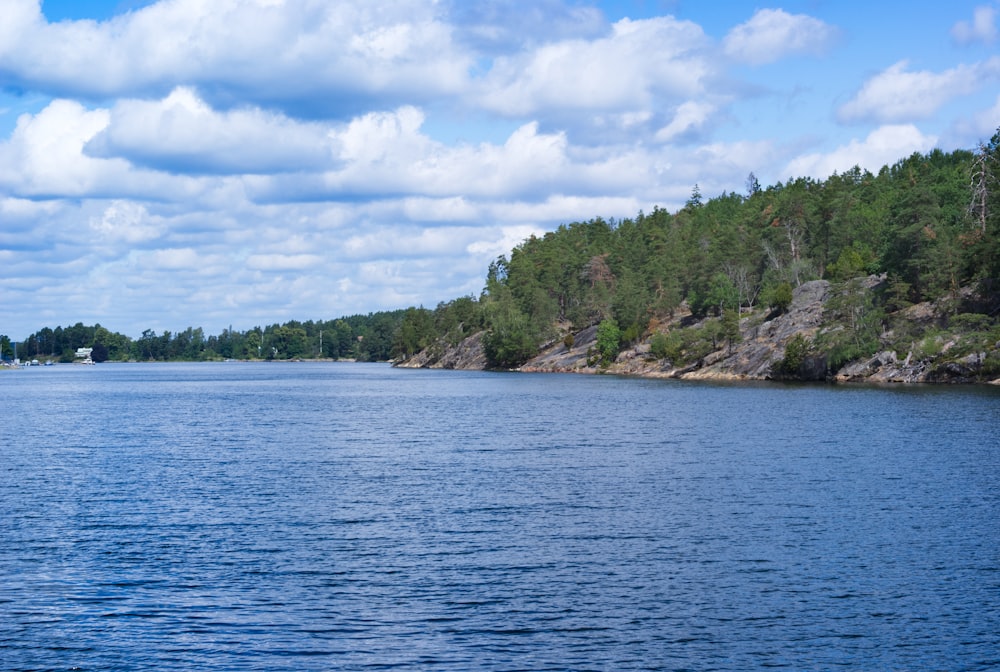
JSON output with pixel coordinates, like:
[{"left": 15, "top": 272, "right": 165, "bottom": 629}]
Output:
[
  {"left": 721, "top": 309, "right": 742, "bottom": 353},
  {"left": 764, "top": 281, "right": 793, "bottom": 314},
  {"left": 482, "top": 304, "right": 537, "bottom": 369},
  {"left": 816, "top": 278, "right": 885, "bottom": 369},
  {"left": 90, "top": 342, "right": 110, "bottom": 363},
  {"left": 778, "top": 333, "right": 811, "bottom": 376},
  {"left": 393, "top": 307, "right": 435, "bottom": 357},
  {"left": 596, "top": 318, "right": 621, "bottom": 365},
  {"left": 686, "top": 183, "right": 703, "bottom": 209}
]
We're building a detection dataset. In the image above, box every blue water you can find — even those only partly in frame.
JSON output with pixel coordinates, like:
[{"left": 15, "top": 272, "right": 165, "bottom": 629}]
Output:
[{"left": 1, "top": 363, "right": 998, "bottom": 670}]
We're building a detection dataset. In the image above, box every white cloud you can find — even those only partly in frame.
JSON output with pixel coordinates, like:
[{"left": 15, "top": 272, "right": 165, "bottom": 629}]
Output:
[
  {"left": 484, "top": 195, "right": 640, "bottom": 225},
  {"left": 89, "top": 201, "right": 163, "bottom": 244},
  {"left": 0, "top": 0, "right": 472, "bottom": 114},
  {"left": 723, "top": 9, "right": 838, "bottom": 65},
  {"left": 248, "top": 110, "right": 649, "bottom": 202},
  {"left": 478, "top": 16, "right": 711, "bottom": 117},
  {"left": 86, "top": 87, "right": 336, "bottom": 174},
  {"left": 838, "top": 58, "right": 1000, "bottom": 123},
  {"left": 951, "top": 4, "right": 998, "bottom": 44},
  {"left": 146, "top": 247, "right": 202, "bottom": 270},
  {"left": 400, "top": 197, "right": 479, "bottom": 222},
  {"left": 655, "top": 101, "right": 717, "bottom": 142},
  {"left": 783, "top": 125, "right": 938, "bottom": 179},
  {"left": 974, "top": 95, "right": 1000, "bottom": 136},
  {"left": 0, "top": 100, "right": 112, "bottom": 195},
  {"left": 466, "top": 224, "right": 546, "bottom": 257},
  {"left": 0, "top": 98, "right": 207, "bottom": 200},
  {"left": 0, "top": 1, "right": 993, "bottom": 339},
  {"left": 246, "top": 253, "right": 323, "bottom": 271},
  {"left": 448, "top": 0, "right": 606, "bottom": 53}
]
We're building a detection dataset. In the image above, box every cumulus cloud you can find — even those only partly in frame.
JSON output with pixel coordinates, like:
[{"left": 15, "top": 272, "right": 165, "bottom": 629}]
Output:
[
  {"left": 0, "top": 1, "right": 991, "bottom": 338},
  {"left": 951, "top": 4, "right": 998, "bottom": 44},
  {"left": 247, "top": 109, "right": 651, "bottom": 203},
  {"left": 478, "top": 16, "right": 712, "bottom": 117},
  {"left": 0, "top": 0, "right": 472, "bottom": 116},
  {"left": 783, "top": 125, "right": 938, "bottom": 179},
  {"left": 0, "top": 100, "right": 113, "bottom": 196},
  {"left": 89, "top": 201, "right": 164, "bottom": 244},
  {"left": 838, "top": 58, "right": 1000, "bottom": 123},
  {"left": 85, "top": 87, "right": 336, "bottom": 174},
  {"left": 723, "top": 9, "right": 838, "bottom": 65},
  {"left": 0, "top": 98, "right": 207, "bottom": 200}
]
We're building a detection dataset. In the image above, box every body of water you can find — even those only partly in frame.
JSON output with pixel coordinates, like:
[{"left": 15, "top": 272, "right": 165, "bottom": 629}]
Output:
[{"left": 1, "top": 362, "right": 998, "bottom": 670}]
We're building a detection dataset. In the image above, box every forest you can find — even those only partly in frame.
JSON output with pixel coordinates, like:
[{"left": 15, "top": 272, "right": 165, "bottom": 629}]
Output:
[
  {"left": 394, "top": 131, "right": 1000, "bottom": 374},
  {"left": 3, "top": 128, "right": 999, "bottom": 377},
  {"left": 1, "top": 312, "right": 406, "bottom": 364}
]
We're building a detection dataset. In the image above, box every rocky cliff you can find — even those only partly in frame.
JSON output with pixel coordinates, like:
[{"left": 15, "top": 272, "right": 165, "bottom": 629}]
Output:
[{"left": 397, "top": 278, "right": 1000, "bottom": 385}]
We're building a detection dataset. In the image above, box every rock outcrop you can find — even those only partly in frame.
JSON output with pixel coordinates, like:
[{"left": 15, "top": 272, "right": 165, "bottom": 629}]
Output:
[
  {"left": 396, "top": 278, "right": 1000, "bottom": 385},
  {"left": 394, "top": 331, "right": 489, "bottom": 370}
]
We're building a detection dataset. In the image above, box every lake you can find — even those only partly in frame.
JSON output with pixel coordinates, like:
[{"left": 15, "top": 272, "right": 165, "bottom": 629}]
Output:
[{"left": 1, "top": 362, "right": 998, "bottom": 670}]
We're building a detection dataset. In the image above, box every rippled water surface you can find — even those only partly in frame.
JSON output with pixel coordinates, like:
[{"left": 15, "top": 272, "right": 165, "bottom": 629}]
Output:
[{"left": 1, "top": 362, "right": 998, "bottom": 670}]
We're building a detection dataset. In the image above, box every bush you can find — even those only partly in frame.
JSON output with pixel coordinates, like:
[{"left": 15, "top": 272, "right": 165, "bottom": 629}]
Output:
[
  {"left": 914, "top": 333, "right": 943, "bottom": 360},
  {"left": 596, "top": 319, "right": 621, "bottom": 365},
  {"left": 650, "top": 331, "right": 681, "bottom": 361},
  {"left": 767, "top": 282, "right": 794, "bottom": 313},
  {"left": 949, "top": 313, "right": 992, "bottom": 332},
  {"left": 779, "top": 334, "right": 810, "bottom": 376},
  {"left": 482, "top": 307, "right": 538, "bottom": 369}
]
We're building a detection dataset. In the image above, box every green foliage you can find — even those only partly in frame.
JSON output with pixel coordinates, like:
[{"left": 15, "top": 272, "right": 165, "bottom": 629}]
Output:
[
  {"left": 949, "top": 312, "right": 993, "bottom": 332},
  {"left": 596, "top": 319, "right": 621, "bottom": 365},
  {"left": 621, "top": 322, "right": 641, "bottom": 345},
  {"left": 649, "top": 331, "right": 682, "bottom": 362},
  {"left": 721, "top": 309, "right": 742, "bottom": 351},
  {"left": 707, "top": 274, "right": 739, "bottom": 315},
  {"left": 393, "top": 307, "right": 435, "bottom": 358},
  {"left": 884, "top": 275, "right": 913, "bottom": 312},
  {"left": 482, "top": 309, "right": 537, "bottom": 369},
  {"left": 764, "top": 282, "right": 794, "bottom": 314},
  {"left": 914, "top": 332, "right": 944, "bottom": 360},
  {"left": 10, "top": 130, "right": 1000, "bottom": 374},
  {"left": 815, "top": 278, "right": 885, "bottom": 369},
  {"left": 647, "top": 321, "right": 722, "bottom": 366},
  {"left": 827, "top": 247, "right": 868, "bottom": 281},
  {"left": 779, "top": 333, "right": 811, "bottom": 376}
]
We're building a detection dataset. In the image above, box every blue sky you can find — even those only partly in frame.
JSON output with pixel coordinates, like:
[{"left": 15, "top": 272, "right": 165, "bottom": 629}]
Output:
[{"left": 1, "top": 0, "right": 998, "bottom": 339}]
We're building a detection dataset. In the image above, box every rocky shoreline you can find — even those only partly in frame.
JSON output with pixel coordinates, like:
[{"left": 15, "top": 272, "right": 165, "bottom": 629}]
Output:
[{"left": 397, "top": 279, "right": 1000, "bottom": 385}]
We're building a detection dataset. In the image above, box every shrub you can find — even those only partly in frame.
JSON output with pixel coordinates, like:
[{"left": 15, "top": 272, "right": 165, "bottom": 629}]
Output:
[
  {"left": 650, "top": 331, "right": 681, "bottom": 361},
  {"left": 596, "top": 319, "right": 621, "bottom": 365},
  {"left": 765, "top": 282, "right": 793, "bottom": 314},
  {"left": 779, "top": 333, "right": 810, "bottom": 376}
]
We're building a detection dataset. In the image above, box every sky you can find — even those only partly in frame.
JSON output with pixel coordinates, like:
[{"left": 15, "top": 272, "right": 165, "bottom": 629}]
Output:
[{"left": 1, "top": 0, "right": 998, "bottom": 340}]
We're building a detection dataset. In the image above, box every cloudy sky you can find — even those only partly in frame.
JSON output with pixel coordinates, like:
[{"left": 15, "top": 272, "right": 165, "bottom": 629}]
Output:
[{"left": 1, "top": 0, "right": 998, "bottom": 339}]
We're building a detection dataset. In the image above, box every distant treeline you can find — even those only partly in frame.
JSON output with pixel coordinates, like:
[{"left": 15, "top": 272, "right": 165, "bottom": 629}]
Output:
[
  {"left": 1, "top": 312, "right": 407, "bottom": 363},
  {"left": 4, "top": 130, "right": 999, "bottom": 368}
]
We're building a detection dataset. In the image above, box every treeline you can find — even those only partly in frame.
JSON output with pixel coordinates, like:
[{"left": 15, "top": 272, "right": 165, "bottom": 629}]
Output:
[
  {"left": 396, "top": 134, "right": 1000, "bottom": 369},
  {"left": 4, "top": 131, "right": 999, "bottom": 370},
  {"left": 2, "top": 312, "right": 407, "bottom": 363}
]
